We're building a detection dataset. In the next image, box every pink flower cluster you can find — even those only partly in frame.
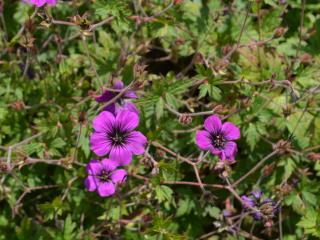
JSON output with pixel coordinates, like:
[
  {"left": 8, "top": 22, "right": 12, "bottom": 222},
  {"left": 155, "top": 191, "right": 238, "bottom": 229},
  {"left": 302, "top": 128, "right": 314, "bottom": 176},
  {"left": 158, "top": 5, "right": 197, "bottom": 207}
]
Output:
[
  {"left": 23, "top": 0, "right": 57, "bottom": 7},
  {"left": 85, "top": 81, "right": 147, "bottom": 197}
]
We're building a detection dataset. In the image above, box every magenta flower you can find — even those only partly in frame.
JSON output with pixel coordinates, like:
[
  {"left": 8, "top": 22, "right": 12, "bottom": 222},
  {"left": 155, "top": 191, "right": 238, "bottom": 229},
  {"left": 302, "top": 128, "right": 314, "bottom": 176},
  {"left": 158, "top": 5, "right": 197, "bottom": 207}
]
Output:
[
  {"left": 85, "top": 159, "right": 126, "bottom": 197},
  {"left": 90, "top": 110, "right": 147, "bottom": 165},
  {"left": 195, "top": 115, "right": 240, "bottom": 161},
  {"left": 23, "top": 0, "right": 57, "bottom": 7},
  {"left": 96, "top": 80, "right": 139, "bottom": 115}
]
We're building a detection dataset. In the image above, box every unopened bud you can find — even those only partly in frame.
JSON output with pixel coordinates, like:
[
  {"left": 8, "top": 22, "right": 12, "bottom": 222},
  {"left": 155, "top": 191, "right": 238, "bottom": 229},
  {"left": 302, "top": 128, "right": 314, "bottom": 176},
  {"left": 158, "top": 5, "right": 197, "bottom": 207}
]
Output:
[
  {"left": 282, "top": 104, "right": 292, "bottom": 117},
  {"left": 79, "top": 111, "right": 86, "bottom": 123},
  {"left": 263, "top": 163, "right": 275, "bottom": 177},
  {"left": 0, "top": 162, "right": 9, "bottom": 172},
  {"left": 175, "top": 38, "right": 185, "bottom": 45},
  {"left": 156, "top": 149, "right": 166, "bottom": 158},
  {"left": 214, "top": 59, "right": 230, "bottom": 72},
  {"left": 221, "top": 44, "right": 233, "bottom": 55},
  {"left": 174, "top": 0, "right": 183, "bottom": 4},
  {"left": 300, "top": 53, "right": 313, "bottom": 64},
  {"left": 179, "top": 114, "right": 192, "bottom": 125},
  {"left": 265, "top": 220, "right": 274, "bottom": 228},
  {"left": 274, "top": 27, "right": 287, "bottom": 38},
  {"left": 151, "top": 166, "right": 159, "bottom": 176},
  {"left": 279, "top": 0, "right": 286, "bottom": 5},
  {"left": 280, "top": 183, "right": 292, "bottom": 195},
  {"left": 11, "top": 101, "right": 25, "bottom": 110},
  {"left": 273, "top": 139, "right": 292, "bottom": 155},
  {"left": 307, "top": 152, "right": 320, "bottom": 161}
]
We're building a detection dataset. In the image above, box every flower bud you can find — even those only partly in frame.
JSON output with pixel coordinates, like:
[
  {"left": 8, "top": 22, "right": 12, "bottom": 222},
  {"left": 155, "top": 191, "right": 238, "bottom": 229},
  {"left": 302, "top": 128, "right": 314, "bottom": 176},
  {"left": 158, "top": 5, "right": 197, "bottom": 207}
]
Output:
[
  {"left": 274, "top": 27, "right": 287, "bottom": 38},
  {"left": 264, "top": 220, "right": 274, "bottom": 228},
  {"left": 79, "top": 111, "right": 86, "bottom": 123},
  {"left": 179, "top": 114, "right": 192, "bottom": 125},
  {"left": 282, "top": 104, "right": 292, "bottom": 117},
  {"left": 11, "top": 101, "right": 25, "bottom": 111},
  {"left": 221, "top": 44, "right": 233, "bottom": 55},
  {"left": 273, "top": 139, "right": 292, "bottom": 155},
  {"left": 279, "top": 0, "right": 286, "bottom": 5},
  {"left": 263, "top": 163, "right": 275, "bottom": 177},
  {"left": 151, "top": 166, "right": 159, "bottom": 176},
  {"left": 300, "top": 53, "right": 313, "bottom": 64},
  {"left": 174, "top": 0, "right": 183, "bottom": 4},
  {"left": 0, "top": 162, "right": 9, "bottom": 172},
  {"left": 307, "top": 152, "right": 320, "bottom": 161},
  {"left": 175, "top": 38, "right": 185, "bottom": 45}
]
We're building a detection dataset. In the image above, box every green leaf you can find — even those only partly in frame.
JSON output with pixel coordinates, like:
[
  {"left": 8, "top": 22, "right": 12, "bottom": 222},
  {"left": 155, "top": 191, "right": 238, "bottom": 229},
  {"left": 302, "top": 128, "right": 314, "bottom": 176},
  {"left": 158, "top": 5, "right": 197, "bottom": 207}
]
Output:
[
  {"left": 245, "top": 123, "right": 259, "bottom": 150},
  {"left": 165, "top": 93, "right": 179, "bottom": 109},
  {"left": 297, "top": 208, "right": 320, "bottom": 238},
  {"left": 22, "top": 142, "right": 45, "bottom": 157},
  {"left": 176, "top": 198, "right": 195, "bottom": 217},
  {"left": 198, "top": 84, "right": 209, "bottom": 99},
  {"left": 50, "top": 138, "right": 66, "bottom": 149},
  {"left": 122, "top": 64, "right": 134, "bottom": 84},
  {"left": 204, "top": 206, "right": 221, "bottom": 219},
  {"left": 302, "top": 191, "right": 318, "bottom": 207},
  {"left": 156, "top": 97, "right": 164, "bottom": 120},
  {"left": 208, "top": 85, "right": 222, "bottom": 101},
  {"left": 63, "top": 215, "right": 76, "bottom": 240},
  {"left": 155, "top": 185, "right": 173, "bottom": 203},
  {"left": 167, "top": 78, "right": 194, "bottom": 95}
]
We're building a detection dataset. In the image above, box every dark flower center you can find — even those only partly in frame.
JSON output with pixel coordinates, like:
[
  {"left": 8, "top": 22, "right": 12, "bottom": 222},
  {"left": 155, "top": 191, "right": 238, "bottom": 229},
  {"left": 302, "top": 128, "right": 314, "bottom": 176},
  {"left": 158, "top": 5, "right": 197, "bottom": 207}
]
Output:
[
  {"left": 211, "top": 133, "right": 226, "bottom": 149},
  {"left": 98, "top": 170, "right": 111, "bottom": 182},
  {"left": 108, "top": 126, "right": 129, "bottom": 146},
  {"left": 118, "top": 98, "right": 125, "bottom": 105}
]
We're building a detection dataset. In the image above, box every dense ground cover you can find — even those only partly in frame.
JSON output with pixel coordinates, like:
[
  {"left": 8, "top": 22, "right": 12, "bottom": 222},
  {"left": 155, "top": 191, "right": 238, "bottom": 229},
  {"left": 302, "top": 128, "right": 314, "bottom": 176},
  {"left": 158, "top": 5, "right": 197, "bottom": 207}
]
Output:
[{"left": 0, "top": 0, "right": 320, "bottom": 239}]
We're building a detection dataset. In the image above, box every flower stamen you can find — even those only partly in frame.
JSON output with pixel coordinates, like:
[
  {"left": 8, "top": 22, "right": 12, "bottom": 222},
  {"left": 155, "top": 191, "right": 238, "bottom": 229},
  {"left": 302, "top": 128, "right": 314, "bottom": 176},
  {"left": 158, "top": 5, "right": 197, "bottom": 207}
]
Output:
[
  {"left": 98, "top": 170, "right": 111, "bottom": 182},
  {"left": 211, "top": 133, "right": 226, "bottom": 149}
]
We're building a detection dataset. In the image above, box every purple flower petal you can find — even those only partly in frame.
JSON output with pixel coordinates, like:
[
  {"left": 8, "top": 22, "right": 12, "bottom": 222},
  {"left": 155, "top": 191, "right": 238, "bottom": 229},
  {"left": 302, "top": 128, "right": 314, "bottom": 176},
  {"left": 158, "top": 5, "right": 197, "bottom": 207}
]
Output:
[
  {"left": 109, "top": 145, "right": 132, "bottom": 166},
  {"left": 123, "top": 102, "right": 140, "bottom": 114},
  {"left": 113, "top": 80, "right": 124, "bottom": 89},
  {"left": 92, "top": 111, "right": 115, "bottom": 133},
  {"left": 195, "top": 130, "right": 212, "bottom": 150},
  {"left": 111, "top": 169, "right": 127, "bottom": 184},
  {"left": 97, "top": 182, "right": 115, "bottom": 197},
  {"left": 36, "top": 0, "right": 47, "bottom": 7},
  {"left": 124, "top": 90, "right": 137, "bottom": 99},
  {"left": 24, "top": 0, "right": 56, "bottom": 7},
  {"left": 96, "top": 91, "right": 114, "bottom": 103},
  {"left": 210, "top": 147, "right": 222, "bottom": 156},
  {"left": 252, "top": 212, "right": 262, "bottom": 220},
  {"left": 103, "top": 103, "right": 116, "bottom": 115},
  {"left": 223, "top": 210, "right": 232, "bottom": 217},
  {"left": 204, "top": 115, "right": 222, "bottom": 133},
  {"left": 116, "top": 110, "right": 139, "bottom": 132},
  {"left": 126, "top": 131, "right": 147, "bottom": 155},
  {"left": 32, "top": 0, "right": 46, "bottom": 7},
  {"left": 46, "top": 0, "right": 57, "bottom": 5},
  {"left": 222, "top": 122, "right": 240, "bottom": 140},
  {"left": 84, "top": 176, "right": 99, "bottom": 192},
  {"left": 114, "top": 102, "right": 140, "bottom": 116},
  {"left": 90, "top": 132, "right": 112, "bottom": 156},
  {"left": 241, "top": 195, "right": 255, "bottom": 208},
  {"left": 252, "top": 190, "right": 262, "bottom": 199},
  {"left": 101, "top": 158, "right": 119, "bottom": 171},
  {"left": 86, "top": 160, "right": 103, "bottom": 175},
  {"left": 222, "top": 141, "right": 237, "bottom": 161}
]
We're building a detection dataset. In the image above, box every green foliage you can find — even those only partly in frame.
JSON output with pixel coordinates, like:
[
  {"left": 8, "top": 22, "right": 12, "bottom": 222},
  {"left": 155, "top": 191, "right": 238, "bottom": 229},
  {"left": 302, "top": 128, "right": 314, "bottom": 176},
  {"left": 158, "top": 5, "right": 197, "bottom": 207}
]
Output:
[{"left": 297, "top": 208, "right": 320, "bottom": 238}]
